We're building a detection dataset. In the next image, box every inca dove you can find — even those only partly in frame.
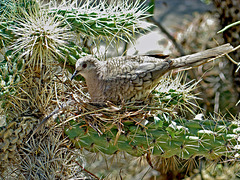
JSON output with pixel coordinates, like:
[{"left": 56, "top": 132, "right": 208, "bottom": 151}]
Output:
[{"left": 71, "top": 44, "right": 233, "bottom": 103}]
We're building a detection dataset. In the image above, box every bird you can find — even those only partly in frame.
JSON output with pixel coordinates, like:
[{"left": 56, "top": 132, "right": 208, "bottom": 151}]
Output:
[{"left": 71, "top": 44, "right": 233, "bottom": 103}]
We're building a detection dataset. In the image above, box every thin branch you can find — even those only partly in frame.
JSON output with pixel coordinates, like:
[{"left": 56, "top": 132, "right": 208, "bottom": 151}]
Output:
[
  {"left": 148, "top": 17, "right": 185, "bottom": 56},
  {"left": 74, "top": 160, "right": 100, "bottom": 180},
  {"left": 217, "top": 20, "right": 240, "bottom": 33},
  {"left": 225, "top": 44, "right": 240, "bottom": 66}
]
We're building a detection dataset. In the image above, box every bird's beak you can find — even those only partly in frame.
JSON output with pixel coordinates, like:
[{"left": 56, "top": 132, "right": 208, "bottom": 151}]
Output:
[{"left": 71, "top": 70, "right": 78, "bottom": 81}]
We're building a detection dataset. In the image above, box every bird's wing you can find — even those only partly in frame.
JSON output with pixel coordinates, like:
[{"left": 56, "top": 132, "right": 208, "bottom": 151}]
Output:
[
  {"left": 102, "top": 55, "right": 171, "bottom": 80},
  {"left": 98, "top": 43, "right": 234, "bottom": 81}
]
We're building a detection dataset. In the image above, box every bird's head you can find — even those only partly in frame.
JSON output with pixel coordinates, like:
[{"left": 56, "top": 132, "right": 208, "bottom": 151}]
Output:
[{"left": 71, "top": 56, "right": 99, "bottom": 80}]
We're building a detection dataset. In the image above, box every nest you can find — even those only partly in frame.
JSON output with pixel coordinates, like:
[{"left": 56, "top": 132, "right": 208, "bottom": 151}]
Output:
[{"left": 30, "top": 68, "right": 198, "bottom": 139}]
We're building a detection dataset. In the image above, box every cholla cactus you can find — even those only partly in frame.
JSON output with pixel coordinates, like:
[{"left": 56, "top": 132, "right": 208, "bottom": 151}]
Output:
[
  {"left": 0, "top": 0, "right": 153, "bottom": 118},
  {"left": 10, "top": 5, "right": 72, "bottom": 70},
  {"left": 66, "top": 113, "right": 240, "bottom": 159},
  {"left": 1, "top": 0, "right": 240, "bottom": 179},
  {"left": 0, "top": 0, "right": 155, "bottom": 178},
  {"left": 153, "top": 73, "right": 200, "bottom": 113},
  {"left": 48, "top": 0, "right": 152, "bottom": 43}
]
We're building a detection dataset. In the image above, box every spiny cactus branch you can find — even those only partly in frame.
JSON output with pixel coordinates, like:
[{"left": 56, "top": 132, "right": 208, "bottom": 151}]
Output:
[
  {"left": 48, "top": 0, "right": 152, "bottom": 43},
  {"left": 65, "top": 114, "right": 240, "bottom": 160}
]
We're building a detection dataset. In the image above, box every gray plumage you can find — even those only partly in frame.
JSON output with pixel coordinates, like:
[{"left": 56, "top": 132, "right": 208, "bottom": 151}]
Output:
[{"left": 71, "top": 44, "right": 233, "bottom": 103}]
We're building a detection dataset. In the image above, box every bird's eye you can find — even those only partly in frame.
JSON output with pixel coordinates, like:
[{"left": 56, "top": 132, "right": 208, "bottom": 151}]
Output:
[{"left": 82, "top": 63, "right": 87, "bottom": 68}]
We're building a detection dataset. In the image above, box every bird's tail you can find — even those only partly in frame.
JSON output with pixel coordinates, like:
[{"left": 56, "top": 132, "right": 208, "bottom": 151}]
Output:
[{"left": 170, "top": 43, "right": 234, "bottom": 69}]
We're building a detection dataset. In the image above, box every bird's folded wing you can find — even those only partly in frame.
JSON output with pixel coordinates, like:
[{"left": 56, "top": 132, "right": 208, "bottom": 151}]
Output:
[{"left": 103, "top": 56, "right": 169, "bottom": 80}]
